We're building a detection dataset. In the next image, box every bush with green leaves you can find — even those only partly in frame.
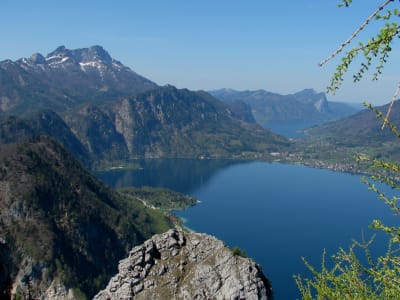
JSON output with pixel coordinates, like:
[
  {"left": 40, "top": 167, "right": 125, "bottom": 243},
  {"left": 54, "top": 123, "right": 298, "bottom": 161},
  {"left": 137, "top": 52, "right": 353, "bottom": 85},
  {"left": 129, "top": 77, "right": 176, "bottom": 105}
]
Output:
[{"left": 232, "top": 246, "right": 247, "bottom": 258}]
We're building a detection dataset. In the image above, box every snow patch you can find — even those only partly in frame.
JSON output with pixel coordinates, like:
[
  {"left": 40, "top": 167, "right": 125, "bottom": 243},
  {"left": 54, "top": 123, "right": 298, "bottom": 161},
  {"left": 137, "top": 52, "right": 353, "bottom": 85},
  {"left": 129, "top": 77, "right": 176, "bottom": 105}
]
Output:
[
  {"left": 79, "top": 61, "right": 102, "bottom": 68},
  {"left": 112, "top": 62, "right": 124, "bottom": 70},
  {"left": 45, "top": 55, "right": 61, "bottom": 61},
  {"left": 46, "top": 55, "right": 71, "bottom": 66}
]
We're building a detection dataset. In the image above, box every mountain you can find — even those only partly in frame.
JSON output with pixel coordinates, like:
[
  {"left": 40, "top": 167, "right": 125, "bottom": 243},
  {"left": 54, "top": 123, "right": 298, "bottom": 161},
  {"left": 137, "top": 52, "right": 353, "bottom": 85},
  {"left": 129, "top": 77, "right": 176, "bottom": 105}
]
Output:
[
  {"left": 297, "top": 101, "right": 400, "bottom": 164},
  {"left": 63, "top": 85, "right": 289, "bottom": 163},
  {"left": 225, "top": 99, "right": 256, "bottom": 123},
  {"left": 0, "top": 110, "right": 91, "bottom": 167},
  {"left": 0, "top": 47, "right": 289, "bottom": 165},
  {"left": 95, "top": 229, "right": 272, "bottom": 300},
  {"left": 210, "top": 88, "right": 359, "bottom": 126},
  {"left": 0, "top": 136, "right": 171, "bottom": 298},
  {"left": 0, "top": 45, "right": 157, "bottom": 115},
  {"left": 62, "top": 103, "right": 130, "bottom": 166},
  {"left": 306, "top": 101, "right": 400, "bottom": 146}
]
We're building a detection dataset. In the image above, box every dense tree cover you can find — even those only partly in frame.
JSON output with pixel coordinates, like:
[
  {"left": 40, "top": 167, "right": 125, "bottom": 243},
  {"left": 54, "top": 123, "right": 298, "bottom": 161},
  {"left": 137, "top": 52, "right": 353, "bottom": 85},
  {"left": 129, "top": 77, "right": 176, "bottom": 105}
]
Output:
[
  {"left": 0, "top": 136, "right": 171, "bottom": 299},
  {"left": 295, "top": 1, "right": 400, "bottom": 298},
  {"left": 118, "top": 186, "right": 197, "bottom": 210}
]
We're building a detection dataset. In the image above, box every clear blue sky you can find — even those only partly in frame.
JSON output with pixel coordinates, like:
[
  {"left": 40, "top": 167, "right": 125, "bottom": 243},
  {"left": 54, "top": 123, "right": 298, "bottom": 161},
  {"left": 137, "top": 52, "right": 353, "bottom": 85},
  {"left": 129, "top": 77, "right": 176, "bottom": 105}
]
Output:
[{"left": 1, "top": 0, "right": 398, "bottom": 104}]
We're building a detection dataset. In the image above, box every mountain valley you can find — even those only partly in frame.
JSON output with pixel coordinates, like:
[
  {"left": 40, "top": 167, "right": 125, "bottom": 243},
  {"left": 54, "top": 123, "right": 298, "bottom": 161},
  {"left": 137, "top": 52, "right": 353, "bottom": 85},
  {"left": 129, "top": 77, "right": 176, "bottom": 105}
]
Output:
[{"left": 0, "top": 45, "right": 397, "bottom": 299}]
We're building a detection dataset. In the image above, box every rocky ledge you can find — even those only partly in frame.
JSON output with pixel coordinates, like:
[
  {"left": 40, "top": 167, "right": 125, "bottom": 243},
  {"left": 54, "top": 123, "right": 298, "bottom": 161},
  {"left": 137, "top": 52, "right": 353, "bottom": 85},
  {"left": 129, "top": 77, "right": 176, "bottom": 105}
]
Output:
[{"left": 94, "top": 229, "right": 272, "bottom": 300}]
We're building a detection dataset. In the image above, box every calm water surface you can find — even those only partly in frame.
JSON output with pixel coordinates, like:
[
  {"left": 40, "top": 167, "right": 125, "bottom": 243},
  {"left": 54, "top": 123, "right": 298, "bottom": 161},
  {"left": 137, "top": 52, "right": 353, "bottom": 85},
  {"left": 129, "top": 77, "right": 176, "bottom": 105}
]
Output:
[{"left": 97, "top": 159, "right": 396, "bottom": 299}]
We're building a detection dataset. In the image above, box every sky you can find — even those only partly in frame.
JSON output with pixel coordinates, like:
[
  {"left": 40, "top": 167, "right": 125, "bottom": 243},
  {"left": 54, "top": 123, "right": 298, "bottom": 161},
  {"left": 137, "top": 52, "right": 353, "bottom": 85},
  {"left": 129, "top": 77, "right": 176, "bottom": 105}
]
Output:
[{"left": 1, "top": 0, "right": 399, "bottom": 105}]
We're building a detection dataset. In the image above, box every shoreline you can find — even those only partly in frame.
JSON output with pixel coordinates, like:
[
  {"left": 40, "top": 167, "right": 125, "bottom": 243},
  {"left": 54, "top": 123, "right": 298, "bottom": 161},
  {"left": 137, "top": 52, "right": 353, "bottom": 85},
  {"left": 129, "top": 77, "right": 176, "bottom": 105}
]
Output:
[
  {"left": 96, "top": 155, "right": 373, "bottom": 178},
  {"left": 166, "top": 212, "right": 196, "bottom": 233}
]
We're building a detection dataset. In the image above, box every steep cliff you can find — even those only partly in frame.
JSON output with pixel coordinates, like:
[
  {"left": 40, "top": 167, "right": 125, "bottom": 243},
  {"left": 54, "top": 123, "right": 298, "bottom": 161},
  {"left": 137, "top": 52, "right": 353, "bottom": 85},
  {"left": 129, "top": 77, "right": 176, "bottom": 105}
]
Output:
[{"left": 95, "top": 229, "right": 272, "bottom": 300}]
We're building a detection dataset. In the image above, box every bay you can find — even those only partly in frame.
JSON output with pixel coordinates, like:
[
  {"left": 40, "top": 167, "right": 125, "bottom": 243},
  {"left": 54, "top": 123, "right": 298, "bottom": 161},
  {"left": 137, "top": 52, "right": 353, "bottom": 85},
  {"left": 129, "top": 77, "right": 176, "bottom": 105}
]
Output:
[{"left": 97, "top": 159, "right": 397, "bottom": 299}]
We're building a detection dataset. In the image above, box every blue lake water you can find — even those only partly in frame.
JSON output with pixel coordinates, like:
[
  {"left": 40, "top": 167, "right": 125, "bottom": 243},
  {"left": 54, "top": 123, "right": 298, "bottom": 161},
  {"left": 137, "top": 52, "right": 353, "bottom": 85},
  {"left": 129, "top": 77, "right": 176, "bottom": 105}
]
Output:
[{"left": 97, "top": 159, "right": 397, "bottom": 299}]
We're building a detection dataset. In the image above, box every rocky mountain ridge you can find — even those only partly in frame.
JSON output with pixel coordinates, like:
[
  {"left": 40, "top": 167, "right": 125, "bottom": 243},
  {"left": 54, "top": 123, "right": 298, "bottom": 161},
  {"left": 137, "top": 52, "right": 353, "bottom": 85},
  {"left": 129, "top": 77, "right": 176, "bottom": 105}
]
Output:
[{"left": 95, "top": 229, "right": 272, "bottom": 300}]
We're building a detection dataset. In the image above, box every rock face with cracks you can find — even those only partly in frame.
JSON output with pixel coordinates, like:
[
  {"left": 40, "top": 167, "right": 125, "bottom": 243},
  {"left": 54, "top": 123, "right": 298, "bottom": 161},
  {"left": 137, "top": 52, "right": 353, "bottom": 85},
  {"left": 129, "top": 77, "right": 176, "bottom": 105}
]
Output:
[{"left": 94, "top": 229, "right": 272, "bottom": 300}]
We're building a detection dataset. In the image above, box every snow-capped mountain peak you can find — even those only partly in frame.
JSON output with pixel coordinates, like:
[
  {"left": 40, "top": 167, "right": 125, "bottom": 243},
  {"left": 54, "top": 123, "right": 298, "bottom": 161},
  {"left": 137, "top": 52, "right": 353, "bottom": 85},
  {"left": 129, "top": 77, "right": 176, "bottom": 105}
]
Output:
[
  {"left": 0, "top": 45, "right": 158, "bottom": 107},
  {"left": 37, "top": 45, "right": 114, "bottom": 68}
]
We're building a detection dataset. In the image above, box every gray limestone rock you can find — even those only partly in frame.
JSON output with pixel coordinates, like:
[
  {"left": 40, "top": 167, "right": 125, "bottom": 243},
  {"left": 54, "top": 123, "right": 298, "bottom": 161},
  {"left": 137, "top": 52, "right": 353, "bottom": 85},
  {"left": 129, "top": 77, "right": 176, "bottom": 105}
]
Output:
[{"left": 94, "top": 229, "right": 272, "bottom": 300}]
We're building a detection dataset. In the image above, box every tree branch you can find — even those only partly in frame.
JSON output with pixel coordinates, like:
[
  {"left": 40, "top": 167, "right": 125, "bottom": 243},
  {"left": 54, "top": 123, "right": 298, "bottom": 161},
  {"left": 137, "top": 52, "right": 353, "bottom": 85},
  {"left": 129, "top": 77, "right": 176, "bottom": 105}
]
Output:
[
  {"left": 382, "top": 81, "right": 400, "bottom": 130},
  {"left": 319, "top": 0, "right": 395, "bottom": 67}
]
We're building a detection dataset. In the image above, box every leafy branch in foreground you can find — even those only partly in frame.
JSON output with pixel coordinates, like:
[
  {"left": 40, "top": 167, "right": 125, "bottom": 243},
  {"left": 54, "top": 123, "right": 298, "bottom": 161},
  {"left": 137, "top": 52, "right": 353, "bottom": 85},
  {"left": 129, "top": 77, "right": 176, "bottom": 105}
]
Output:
[{"left": 295, "top": 240, "right": 400, "bottom": 299}]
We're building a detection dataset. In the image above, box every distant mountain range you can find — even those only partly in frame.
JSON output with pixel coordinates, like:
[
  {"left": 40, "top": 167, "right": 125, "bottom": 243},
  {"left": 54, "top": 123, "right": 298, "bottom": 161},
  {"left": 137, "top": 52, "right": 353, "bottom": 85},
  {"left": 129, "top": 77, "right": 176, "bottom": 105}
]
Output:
[
  {"left": 0, "top": 46, "right": 290, "bottom": 168},
  {"left": 209, "top": 88, "right": 360, "bottom": 126}
]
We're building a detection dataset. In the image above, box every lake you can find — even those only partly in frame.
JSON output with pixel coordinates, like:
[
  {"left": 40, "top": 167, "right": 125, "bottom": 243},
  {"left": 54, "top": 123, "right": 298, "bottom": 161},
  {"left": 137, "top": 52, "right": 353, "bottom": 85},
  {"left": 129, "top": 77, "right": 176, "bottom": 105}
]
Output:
[{"left": 97, "top": 159, "right": 397, "bottom": 299}]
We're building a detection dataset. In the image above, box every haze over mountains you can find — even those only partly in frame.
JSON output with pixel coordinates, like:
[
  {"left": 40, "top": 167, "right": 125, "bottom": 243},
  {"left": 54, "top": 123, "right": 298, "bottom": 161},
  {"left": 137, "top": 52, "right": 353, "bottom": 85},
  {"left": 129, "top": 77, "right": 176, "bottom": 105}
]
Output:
[
  {"left": 0, "top": 46, "right": 290, "bottom": 168},
  {"left": 210, "top": 88, "right": 359, "bottom": 126}
]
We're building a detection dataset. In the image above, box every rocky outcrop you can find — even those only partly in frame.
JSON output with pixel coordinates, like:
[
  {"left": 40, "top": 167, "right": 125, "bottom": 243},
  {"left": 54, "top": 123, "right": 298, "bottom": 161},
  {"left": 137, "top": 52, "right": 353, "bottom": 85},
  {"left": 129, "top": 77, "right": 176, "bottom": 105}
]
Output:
[
  {"left": 41, "top": 280, "right": 76, "bottom": 300},
  {"left": 94, "top": 229, "right": 272, "bottom": 300}
]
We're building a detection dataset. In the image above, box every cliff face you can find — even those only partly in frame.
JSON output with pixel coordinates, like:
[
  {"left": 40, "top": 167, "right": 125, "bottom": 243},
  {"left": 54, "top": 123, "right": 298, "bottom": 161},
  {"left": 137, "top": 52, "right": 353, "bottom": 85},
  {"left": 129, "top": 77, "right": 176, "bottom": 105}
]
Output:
[
  {"left": 95, "top": 229, "right": 272, "bottom": 300},
  {"left": 63, "top": 86, "right": 289, "bottom": 163}
]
